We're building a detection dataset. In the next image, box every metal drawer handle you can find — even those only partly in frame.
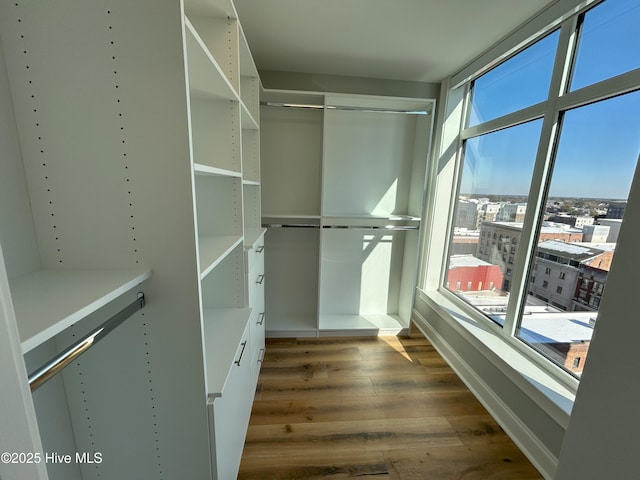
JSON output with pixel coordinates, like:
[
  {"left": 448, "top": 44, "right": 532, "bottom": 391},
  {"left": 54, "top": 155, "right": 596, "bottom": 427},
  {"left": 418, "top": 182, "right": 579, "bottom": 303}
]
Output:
[
  {"left": 256, "top": 274, "right": 265, "bottom": 284},
  {"left": 256, "top": 245, "right": 264, "bottom": 253},
  {"left": 234, "top": 341, "right": 248, "bottom": 366},
  {"left": 258, "top": 348, "right": 266, "bottom": 363},
  {"left": 257, "top": 312, "right": 265, "bottom": 325}
]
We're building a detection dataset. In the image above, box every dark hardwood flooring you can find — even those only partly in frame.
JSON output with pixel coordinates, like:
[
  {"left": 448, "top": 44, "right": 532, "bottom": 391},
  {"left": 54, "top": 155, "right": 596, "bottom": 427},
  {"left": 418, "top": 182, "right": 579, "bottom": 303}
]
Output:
[{"left": 238, "top": 333, "right": 543, "bottom": 479}]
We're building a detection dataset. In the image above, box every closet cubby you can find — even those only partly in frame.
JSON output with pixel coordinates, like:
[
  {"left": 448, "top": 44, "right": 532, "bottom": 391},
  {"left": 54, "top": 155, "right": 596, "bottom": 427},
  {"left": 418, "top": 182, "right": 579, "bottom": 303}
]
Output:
[
  {"left": 1, "top": 0, "right": 262, "bottom": 478},
  {"left": 264, "top": 227, "right": 320, "bottom": 336},
  {"left": 261, "top": 92, "right": 324, "bottom": 219},
  {"left": 260, "top": 90, "right": 434, "bottom": 337}
]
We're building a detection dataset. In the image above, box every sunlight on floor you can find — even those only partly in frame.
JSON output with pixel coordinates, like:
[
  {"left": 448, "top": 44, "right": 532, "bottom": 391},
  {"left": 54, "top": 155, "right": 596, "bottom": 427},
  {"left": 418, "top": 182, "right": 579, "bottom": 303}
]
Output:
[{"left": 380, "top": 335, "right": 413, "bottom": 362}]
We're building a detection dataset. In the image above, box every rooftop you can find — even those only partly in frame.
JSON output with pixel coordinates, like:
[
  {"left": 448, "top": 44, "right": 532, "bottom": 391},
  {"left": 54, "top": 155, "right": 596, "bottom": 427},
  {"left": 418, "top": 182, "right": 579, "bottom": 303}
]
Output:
[
  {"left": 537, "top": 240, "right": 604, "bottom": 260},
  {"left": 449, "top": 255, "right": 494, "bottom": 268}
]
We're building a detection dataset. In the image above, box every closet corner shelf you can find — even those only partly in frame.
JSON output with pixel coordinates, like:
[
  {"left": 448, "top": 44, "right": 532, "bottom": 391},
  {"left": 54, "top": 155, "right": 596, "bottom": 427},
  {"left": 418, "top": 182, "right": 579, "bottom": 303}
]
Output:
[
  {"left": 242, "top": 179, "right": 260, "bottom": 186},
  {"left": 184, "top": 17, "right": 238, "bottom": 102},
  {"left": 13, "top": 268, "right": 152, "bottom": 354},
  {"left": 202, "top": 307, "right": 252, "bottom": 398},
  {"left": 199, "top": 235, "right": 244, "bottom": 279},
  {"left": 193, "top": 163, "right": 242, "bottom": 178}
]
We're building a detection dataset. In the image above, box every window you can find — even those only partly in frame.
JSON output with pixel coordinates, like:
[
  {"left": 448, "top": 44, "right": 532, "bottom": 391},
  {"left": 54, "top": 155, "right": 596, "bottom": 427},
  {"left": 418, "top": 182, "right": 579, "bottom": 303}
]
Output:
[
  {"left": 435, "top": 0, "right": 640, "bottom": 380},
  {"left": 469, "top": 31, "right": 559, "bottom": 126},
  {"left": 570, "top": 0, "right": 640, "bottom": 91}
]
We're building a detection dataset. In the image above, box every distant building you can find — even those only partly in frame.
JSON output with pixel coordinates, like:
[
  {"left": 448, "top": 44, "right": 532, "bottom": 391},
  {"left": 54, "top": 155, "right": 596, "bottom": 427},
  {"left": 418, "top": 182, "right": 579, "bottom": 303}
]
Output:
[
  {"left": 573, "top": 265, "right": 608, "bottom": 312},
  {"left": 454, "top": 200, "right": 479, "bottom": 229},
  {"left": 529, "top": 240, "right": 608, "bottom": 311},
  {"left": 496, "top": 203, "right": 527, "bottom": 222},
  {"left": 477, "top": 222, "right": 583, "bottom": 291},
  {"left": 477, "top": 202, "right": 501, "bottom": 225},
  {"left": 548, "top": 214, "right": 594, "bottom": 229},
  {"left": 450, "top": 230, "right": 480, "bottom": 256},
  {"left": 446, "top": 255, "right": 504, "bottom": 293},
  {"left": 596, "top": 218, "right": 622, "bottom": 242},
  {"left": 606, "top": 201, "right": 626, "bottom": 219},
  {"left": 582, "top": 224, "right": 610, "bottom": 243}
]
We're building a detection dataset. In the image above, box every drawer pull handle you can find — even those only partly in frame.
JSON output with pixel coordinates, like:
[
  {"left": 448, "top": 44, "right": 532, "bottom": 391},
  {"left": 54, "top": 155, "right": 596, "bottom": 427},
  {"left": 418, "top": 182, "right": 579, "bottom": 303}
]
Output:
[
  {"left": 256, "top": 245, "right": 264, "bottom": 253},
  {"left": 235, "top": 341, "right": 248, "bottom": 366},
  {"left": 256, "top": 274, "right": 265, "bottom": 284},
  {"left": 258, "top": 348, "right": 266, "bottom": 363},
  {"left": 257, "top": 312, "right": 265, "bottom": 325}
]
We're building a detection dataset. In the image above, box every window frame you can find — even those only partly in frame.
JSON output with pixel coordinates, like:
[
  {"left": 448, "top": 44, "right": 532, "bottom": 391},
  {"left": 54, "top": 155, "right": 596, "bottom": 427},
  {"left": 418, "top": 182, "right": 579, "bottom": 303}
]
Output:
[{"left": 419, "top": 0, "right": 640, "bottom": 393}]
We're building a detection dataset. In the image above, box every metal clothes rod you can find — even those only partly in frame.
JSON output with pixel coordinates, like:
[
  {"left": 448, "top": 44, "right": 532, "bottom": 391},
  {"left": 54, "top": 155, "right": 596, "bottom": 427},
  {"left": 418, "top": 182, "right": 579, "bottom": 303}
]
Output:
[
  {"left": 264, "top": 224, "right": 418, "bottom": 230},
  {"left": 28, "top": 292, "right": 146, "bottom": 393},
  {"left": 323, "top": 225, "right": 419, "bottom": 231},
  {"left": 264, "top": 223, "right": 321, "bottom": 228},
  {"left": 261, "top": 102, "right": 430, "bottom": 115}
]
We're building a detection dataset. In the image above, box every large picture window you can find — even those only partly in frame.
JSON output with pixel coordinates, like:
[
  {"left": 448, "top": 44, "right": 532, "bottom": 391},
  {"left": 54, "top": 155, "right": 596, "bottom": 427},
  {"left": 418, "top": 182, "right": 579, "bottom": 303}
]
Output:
[{"left": 441, "top": 0, "right": 640, "bottom": 378}]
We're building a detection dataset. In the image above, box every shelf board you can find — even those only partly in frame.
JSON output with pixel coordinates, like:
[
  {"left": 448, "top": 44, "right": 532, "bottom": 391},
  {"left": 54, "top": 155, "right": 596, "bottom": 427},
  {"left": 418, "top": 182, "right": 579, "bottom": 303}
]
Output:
[
  {"left": 319, "top": 314, "right": 408, "bottom": 336},
  {"left": 13, "top": 268, "right": 152, "bottom": 354},
  {"left": 242, "top": 179, "right": 260, "bottom": 186},
  {"left": 184, "top": 18, "right": 238, "bottom": 101},
  {"left": 193, "top": 163, "right": 242, "bottom": 178},
  {"left": 199, "top": 235, "right": 244, "bottom": 279},
  {"left": 202, "top": 307, "right": 251, "bottom": 398},
  {"left": 244, "top": 228, "right": 267, "bottom": 250}
]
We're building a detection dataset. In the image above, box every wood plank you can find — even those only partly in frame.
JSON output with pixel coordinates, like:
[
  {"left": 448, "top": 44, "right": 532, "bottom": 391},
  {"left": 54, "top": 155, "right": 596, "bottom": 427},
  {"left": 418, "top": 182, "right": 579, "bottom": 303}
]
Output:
[
  {"left": 248, "top": 391, "right": 489, "bottom": 426},
  {"left": 383, "top": 445, "right": 543, "bottom": 479},
  {"left": 446, "top": 414, "right": 516, "bottom": 447},
  {"left": 262, "top": 345, "right": 362, "bottom": 364},
  {"left": 257, "top": 376, "right": 375, "bottom": 400},
  {"left": 371, "top": 372, "right": 468, "bottom": 395},
  {"left": 243, "top": 416, "right": 462, "bottom": 457},
  {"left": 239, "top": 450, "right": 391, "bottom": 480}
]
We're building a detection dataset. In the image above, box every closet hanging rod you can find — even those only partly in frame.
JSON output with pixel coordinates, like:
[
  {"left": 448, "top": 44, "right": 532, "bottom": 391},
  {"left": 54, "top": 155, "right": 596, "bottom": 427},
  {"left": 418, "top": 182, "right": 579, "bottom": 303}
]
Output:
[
  {"left": 261, "top": 102, "right": 429, "bottom": 115},
  {"left": 28, "top": 292, "right": 146, "bottom": 393},
  {"left": 264, "top": 223, "right": 321, "bottom": 229},
  {"left": 323, "top": 225, "right": 419, "bottom": 231}
]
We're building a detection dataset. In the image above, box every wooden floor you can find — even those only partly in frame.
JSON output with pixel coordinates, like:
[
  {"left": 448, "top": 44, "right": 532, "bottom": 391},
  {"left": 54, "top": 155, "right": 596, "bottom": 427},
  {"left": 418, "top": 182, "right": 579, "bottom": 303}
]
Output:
[{"left": 238, "top": 333, "right": 543, "bottom": 480}]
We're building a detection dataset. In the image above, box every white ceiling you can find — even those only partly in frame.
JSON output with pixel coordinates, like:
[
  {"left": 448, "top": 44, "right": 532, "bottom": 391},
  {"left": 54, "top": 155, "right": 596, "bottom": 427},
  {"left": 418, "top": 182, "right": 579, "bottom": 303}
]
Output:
[{"left": 234, "top": 0, "right": 557, "bottom": 84}]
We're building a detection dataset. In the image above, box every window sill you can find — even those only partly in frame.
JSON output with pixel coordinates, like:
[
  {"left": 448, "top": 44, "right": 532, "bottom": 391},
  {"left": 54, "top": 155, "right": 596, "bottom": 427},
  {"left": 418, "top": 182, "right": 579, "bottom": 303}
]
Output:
[{"left": 415, "top": 287, "right": 575, "bottom": 428}]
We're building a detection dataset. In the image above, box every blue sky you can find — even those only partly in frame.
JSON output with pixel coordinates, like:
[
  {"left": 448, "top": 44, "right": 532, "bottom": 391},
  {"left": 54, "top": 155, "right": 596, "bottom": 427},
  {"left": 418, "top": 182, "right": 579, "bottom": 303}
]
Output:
[{"left": 462, "top": 0, "right": 640, "bottom": 200}]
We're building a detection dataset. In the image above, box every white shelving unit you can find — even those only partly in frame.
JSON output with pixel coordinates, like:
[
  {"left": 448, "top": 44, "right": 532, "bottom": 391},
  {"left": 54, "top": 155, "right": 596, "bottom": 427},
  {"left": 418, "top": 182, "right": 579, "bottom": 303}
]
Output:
[
  {"left": 0, "top": 0, "right": 263, "bottom": 479},
  {"left": 261, "top": 90, "right": 434, "bottom": 337}
]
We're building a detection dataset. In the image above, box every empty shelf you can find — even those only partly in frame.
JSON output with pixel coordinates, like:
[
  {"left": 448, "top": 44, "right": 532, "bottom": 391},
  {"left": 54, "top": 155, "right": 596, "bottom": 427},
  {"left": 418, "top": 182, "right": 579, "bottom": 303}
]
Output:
[{"left": 13, "top": 268, "right": 151, "bottom": 353}]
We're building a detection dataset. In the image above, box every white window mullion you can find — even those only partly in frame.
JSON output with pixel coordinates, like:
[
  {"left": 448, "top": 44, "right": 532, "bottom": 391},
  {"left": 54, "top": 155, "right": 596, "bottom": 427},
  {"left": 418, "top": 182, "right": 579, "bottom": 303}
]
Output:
[{"left": 503, "top": 17, "right": 579, "bottom": 337}]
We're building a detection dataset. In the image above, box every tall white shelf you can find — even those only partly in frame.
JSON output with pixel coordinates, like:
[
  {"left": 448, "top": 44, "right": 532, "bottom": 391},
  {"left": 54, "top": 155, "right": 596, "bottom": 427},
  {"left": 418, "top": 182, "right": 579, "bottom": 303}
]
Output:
[
  {"left": 0, "top": 1, "right": 263, "bottom": 479},
  {"left": 261, "top": 90, "right": 434, "bottom": 337}
]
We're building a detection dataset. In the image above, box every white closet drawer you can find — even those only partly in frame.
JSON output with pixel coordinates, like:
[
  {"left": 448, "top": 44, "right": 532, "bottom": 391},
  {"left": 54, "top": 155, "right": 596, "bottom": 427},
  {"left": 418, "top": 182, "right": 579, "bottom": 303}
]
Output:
[
  {"left": 246, "top": 238, "right": 265, "bottom": 272},
  {"left": 207, "top": 320, "right": 253, "bottom": 480},
  {"left": 247, "top": 254, "right": 265, "bottom": 307}
]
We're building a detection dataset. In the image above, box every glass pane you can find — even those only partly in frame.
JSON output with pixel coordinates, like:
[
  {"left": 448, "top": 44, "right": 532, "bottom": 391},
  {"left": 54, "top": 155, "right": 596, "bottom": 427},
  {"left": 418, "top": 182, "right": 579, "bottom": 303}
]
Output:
[
  {"left": 516, "top": 90, "right": 640, "bottom": 377},
  {"left": 570, "top": 0, "right": 640, "bottom": 91},
  {"left": 445, "top": 120, "right": 543, "bottom": 324},
  {"left": 469, "top": 31, "right": 559, "bottom": 126}
]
